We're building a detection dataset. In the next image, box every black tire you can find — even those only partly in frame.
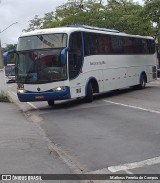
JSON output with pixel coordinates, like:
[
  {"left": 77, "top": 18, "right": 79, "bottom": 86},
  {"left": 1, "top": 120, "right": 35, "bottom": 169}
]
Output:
[
  {"left": 85, "top": 83, "right": 93, "bottom": 102},
  {"left": 139, "top": 74, "right": 146, "bottom": 89},
  {"left": 48, "top": 100, "right": 55, "bottom": 106}
]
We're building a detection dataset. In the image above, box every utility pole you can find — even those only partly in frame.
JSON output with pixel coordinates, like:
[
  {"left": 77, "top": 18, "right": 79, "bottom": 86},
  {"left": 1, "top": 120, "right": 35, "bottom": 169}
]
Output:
[
  {"left": 0, "top": 0, "right": 6, "bottom": 95},
  {"left": 158, "top": 9, "right": 160, "bottom": 45},
  {"left": 0, "top": 40, "right": 6, "bottom": 94},
  {"left": 156, "top": 8, "right": 160, "bottom": 68}
]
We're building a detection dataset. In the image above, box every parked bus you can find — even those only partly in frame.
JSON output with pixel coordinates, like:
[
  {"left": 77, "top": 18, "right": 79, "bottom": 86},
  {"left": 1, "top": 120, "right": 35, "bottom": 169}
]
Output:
[
  {"left": 9, "top": 25, "right": 157, "bottom": 105},
  {"left": 5, "top": 64, "right": 15, "bottom": 83}
]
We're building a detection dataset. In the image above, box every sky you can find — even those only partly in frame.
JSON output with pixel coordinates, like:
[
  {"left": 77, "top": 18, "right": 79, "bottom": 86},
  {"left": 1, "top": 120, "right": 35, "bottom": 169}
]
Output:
[{"left": 0, "top": 0, "right": 143, "bottom": 46}]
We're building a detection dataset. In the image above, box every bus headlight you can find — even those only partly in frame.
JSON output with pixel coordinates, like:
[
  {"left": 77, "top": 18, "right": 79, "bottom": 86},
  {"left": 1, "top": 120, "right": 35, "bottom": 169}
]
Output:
[
  {"left": 52, "top": 86, "right": 66, "bottom": 91},
  {"left": 17, "top": 89, "right": 26, "bottom": 93}
]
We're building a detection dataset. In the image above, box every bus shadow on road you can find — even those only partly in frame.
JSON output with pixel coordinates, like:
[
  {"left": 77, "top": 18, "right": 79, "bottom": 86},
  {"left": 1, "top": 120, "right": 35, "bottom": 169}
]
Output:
[
  {"left": 38, "top": 86, "right": 153, "bottom": 111},
  {"left": 94, "top": 86, "right": 152, "bottom": 100}
]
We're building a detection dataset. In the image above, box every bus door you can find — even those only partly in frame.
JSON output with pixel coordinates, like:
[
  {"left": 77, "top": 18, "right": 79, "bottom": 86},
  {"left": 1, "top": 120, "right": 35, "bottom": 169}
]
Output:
[{"left": 68, "top": 32, "right": 84, "bottom": 98}]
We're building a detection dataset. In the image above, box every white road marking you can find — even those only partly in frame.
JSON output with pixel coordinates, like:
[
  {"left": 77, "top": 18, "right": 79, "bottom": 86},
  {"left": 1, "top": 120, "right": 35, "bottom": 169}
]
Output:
[
  {"left": 151, "top": 81, "right": 160, "bottom": 84},
  {"left": 9, "top": 91, "right": 38, "bottom": 110},
  {"left": 108, "top": 156, "right": 160, "bottom": 173},
  {"left": 124, "top": 170, "right": 133, "bottom": 174},
  {"left": 26, "top": 102, "right": 38, "bottom": 109},
  {"left": 7, "top": 84, "right": 14, "bottom": 88},
  {"left": 8, "top": 91, "right": 17, "bottom": 97},
  {"left": 104, "top": 100, "right": 160, "bottom": 114}
]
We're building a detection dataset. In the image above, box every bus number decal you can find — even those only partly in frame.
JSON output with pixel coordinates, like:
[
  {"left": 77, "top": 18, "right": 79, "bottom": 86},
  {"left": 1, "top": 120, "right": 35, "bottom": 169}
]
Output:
[{"left": 76, "top": 88, "right": 81, "bottom": 93}]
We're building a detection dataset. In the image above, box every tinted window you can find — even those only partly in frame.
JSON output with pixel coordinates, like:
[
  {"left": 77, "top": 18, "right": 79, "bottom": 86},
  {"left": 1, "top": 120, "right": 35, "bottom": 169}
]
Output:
[
  {"left": 110, "top": 35, "right": 124, "bottom": 53},
  {"left": 17, "top": 34, "right": 67, "bottom": 51},
  {"left": 124, "top": 37, "right": 133, "bottom": 54},
  {"left": 68, "top": 32, "right": 83, "bottom": 79},
  {"left": 147, "top": 39, "right": 155, "bottom": 54},
  {"left": 84, "top": 32, "right": 155, "bottom": 55},
  {"left": 84, "top": 33, "right": 111, "bottom": 56},
  {"left": 133, "top": 38, "right": 143, "bottom": 54}
]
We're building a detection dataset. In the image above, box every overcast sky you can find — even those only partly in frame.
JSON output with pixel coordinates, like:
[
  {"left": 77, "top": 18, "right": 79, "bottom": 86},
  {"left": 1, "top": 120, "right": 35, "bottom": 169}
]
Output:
[{"left": 0, "top": 0, "right": 143, "bottom": 46}]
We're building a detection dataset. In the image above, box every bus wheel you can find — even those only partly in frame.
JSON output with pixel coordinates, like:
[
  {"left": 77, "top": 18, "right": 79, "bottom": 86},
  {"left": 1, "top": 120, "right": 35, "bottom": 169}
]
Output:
[
  {"left": 85, "top": 83, "right": 93, "bottom": 102},
  {"left": 139, "top": 74, "right": 146, "bottom": 89},
  {"left": 48, "top": 100, "right": 55, "bottom": 106}
]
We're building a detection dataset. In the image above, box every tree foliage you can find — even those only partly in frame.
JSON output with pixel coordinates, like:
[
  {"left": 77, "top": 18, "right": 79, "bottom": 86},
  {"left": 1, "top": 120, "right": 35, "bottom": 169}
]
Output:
[
  {"left": 142, "top": 0, "right": 160, "bottom": 41},
  {"left": 23, "top": 0, "right": 160, "bottom": 42},
  {"left": 23, "top": 12, "right": 55, "bottom": 32}
]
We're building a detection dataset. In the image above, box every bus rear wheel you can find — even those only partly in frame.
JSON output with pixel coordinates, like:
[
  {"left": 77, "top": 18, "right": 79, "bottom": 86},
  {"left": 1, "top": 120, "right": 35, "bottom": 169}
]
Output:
[
  {"left": 139, "top": 74, "right": 146, "bottom": 89},
  {"left": 48, "top": 100, "right": 55, "bottom": 106},
  {"left": 85, "top": 83, "right": 93, "bottom": 102}
]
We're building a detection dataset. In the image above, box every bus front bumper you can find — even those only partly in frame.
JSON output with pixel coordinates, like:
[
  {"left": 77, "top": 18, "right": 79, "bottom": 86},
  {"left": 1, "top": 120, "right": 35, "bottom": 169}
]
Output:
[{"left": 17, "top": 87, "right": 71, "bottom": 102}]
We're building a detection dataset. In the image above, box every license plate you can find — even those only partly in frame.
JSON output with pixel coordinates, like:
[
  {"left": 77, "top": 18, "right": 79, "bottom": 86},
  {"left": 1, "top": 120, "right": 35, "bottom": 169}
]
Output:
[{"left": 35, "top": 96, "right": 44, "bottom": 99}]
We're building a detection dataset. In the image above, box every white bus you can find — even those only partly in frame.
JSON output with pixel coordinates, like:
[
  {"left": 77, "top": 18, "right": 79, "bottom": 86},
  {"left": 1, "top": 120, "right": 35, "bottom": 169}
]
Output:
[{"left": 14, "top": 25, "right": 157, "bottom": 105}]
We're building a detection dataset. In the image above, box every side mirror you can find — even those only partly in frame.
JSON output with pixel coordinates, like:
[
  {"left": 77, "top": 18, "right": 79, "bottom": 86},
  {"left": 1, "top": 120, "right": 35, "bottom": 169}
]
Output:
[
  {"left": 3, "top": 49, "right": 16, "bottom": 66},
  {"left": 60, "top": 48, "right": 69, "bottom": 65}
]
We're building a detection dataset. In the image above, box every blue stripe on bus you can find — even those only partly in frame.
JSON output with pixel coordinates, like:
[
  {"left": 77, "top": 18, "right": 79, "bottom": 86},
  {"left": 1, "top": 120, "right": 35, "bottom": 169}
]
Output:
[{"left": 17, "top": 87, "right": 71, "bottom": 102}]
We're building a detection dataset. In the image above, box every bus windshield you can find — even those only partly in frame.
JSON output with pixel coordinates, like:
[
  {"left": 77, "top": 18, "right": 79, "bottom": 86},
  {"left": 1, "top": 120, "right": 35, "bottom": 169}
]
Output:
[
  {"left": 17, "top": 34, "right": 67, "bottom": 51},
  {"left": 16, "top": 33, "right": 68, "bottom": 84},
  {"left": 16, "top": 49, "right": 67, "bottom": 84}
]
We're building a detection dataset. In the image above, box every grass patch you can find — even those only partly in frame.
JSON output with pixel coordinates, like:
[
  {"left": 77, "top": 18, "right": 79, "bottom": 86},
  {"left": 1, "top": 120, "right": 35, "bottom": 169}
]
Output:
[{"left": 0, "top": 92, "right": 10, "bottom": 102}]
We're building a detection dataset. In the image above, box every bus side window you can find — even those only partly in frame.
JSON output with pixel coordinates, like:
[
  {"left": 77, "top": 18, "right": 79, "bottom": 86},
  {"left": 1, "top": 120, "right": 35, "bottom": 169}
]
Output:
[
  {"left": 84, "top": 33, "right": 111, "bottom": 55},
  {"left": 99, "top": 34, "right": 109, "bottom": 54},
  {"left": 147, "top": 40, "right": 155, "bottom": 54},
  {"left": 111, "top": 35, "right": 124, "bottom": 54},
  {"left": 133, "top": 38, "right": 142, "bottom": 54},
  {"left": 124, "top": 37, "right": 133, "bottom": 54},
  {"left": 142, "top": 39, "right": 149, "bottom": 54},
  {"left": 104, "top": 35, "right": 111, "bottom": 54},
  {"left": 92, "top": 34, "right": 99, "bottom": 54},
  {"left": 84, "top": 34, "right": 92, "bottom": 56},
  {"left": 97, "top": 36, "right": 102, "bottom": 54}
]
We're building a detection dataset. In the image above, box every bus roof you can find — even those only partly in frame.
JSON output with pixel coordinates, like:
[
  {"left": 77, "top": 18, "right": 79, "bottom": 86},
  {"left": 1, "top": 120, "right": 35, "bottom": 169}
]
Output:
[{"left": 20, "top": 25, "right": 154, "bottom": 40}]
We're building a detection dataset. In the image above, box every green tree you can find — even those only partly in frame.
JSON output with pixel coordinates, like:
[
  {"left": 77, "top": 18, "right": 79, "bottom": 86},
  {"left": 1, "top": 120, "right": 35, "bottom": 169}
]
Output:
[
  {"left": 104, "top": 0, "right": 152, "bottom": 35},
  {"left": 46, "top": 0, "right": 105, "bottom": 28},
  {"left": 23, "top": 15, "right": 43, "bottom": 32},
  {"left": 23, "top": 12, "right": 56, "bottom": 32},
  {"left": 142, "top": 0, "right": 160, "bottom": 42},
  {"left": 24, "top": 0, "right": 154, "bottom": 38}
]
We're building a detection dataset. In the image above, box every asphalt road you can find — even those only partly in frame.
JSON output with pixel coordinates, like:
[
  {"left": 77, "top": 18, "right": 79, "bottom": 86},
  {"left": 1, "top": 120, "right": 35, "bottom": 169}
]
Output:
[{"left": 8, "top": 79, "right": 160, "bottom": 182}]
